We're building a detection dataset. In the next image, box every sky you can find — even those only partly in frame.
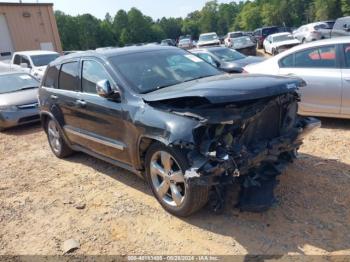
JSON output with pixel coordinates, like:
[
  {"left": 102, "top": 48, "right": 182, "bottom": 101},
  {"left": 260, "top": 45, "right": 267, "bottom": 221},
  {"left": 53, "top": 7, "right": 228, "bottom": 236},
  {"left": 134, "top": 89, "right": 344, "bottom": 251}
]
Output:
[{"left": 1, "top": 0, "right": 235, "bottom": 20}]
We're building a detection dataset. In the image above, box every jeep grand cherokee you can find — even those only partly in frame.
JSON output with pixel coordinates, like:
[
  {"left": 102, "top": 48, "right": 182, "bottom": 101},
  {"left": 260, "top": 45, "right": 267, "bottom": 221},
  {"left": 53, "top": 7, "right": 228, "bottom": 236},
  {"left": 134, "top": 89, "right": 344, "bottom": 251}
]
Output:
[{"left": 38, "top": 46, "right": 320, "bottom": 217}]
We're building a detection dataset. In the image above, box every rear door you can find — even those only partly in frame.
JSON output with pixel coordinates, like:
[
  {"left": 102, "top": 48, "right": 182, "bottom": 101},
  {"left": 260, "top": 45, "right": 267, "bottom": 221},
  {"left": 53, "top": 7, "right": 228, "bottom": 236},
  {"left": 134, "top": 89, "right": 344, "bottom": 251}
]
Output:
[
  {"left": 340, "top": 43, "right": 350, "bottom": 115},
  {"left": 50, "top": 61, "right": 82, "bottom": 133},
  {"left": 41, "top": 61, "right": 82, "bottom": 139},
  {"left": 279, "top": 45, "right": 342, "bottom": 115},
  {"left": 73, "top": 58, "right": 130, "bottom": 164}
]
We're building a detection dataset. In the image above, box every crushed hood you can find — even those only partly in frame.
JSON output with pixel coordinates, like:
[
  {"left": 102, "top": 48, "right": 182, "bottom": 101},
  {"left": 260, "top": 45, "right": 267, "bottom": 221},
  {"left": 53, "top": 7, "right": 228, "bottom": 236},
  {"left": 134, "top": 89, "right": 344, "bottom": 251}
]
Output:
[{"left": 142, "top": 74, "right": 302, "bottom": 104}]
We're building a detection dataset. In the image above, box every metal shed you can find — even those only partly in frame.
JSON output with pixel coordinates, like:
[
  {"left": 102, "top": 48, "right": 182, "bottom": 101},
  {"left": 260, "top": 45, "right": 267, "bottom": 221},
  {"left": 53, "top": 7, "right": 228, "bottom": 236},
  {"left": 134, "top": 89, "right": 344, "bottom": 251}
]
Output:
[{"left": 0, "top": 2, "right": 62, "bottom": 60}]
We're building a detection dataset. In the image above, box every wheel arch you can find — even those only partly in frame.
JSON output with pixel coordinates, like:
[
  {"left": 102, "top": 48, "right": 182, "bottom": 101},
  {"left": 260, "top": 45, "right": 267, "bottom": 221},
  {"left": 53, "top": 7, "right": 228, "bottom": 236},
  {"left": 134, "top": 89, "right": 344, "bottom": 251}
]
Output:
[
  {"left": 40, "top": 111, "right": 72, "bottom": 147},
  {"left": 136, "top": 135, "right": 169, "bottom": 171}
]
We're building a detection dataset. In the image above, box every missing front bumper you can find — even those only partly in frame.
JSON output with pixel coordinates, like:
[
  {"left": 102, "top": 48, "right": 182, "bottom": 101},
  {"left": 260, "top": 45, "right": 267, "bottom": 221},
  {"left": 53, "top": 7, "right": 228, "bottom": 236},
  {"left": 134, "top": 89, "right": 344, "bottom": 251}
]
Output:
[{"left": 184, "top": 116, "right": 321, "bottom": 212}]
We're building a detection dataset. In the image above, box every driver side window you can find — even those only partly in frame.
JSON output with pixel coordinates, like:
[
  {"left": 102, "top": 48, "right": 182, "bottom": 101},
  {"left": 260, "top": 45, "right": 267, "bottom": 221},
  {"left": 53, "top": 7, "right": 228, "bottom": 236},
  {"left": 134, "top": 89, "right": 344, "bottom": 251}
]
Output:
[{"left": 82, "top": 60, "right": 112, "bottom": 94}]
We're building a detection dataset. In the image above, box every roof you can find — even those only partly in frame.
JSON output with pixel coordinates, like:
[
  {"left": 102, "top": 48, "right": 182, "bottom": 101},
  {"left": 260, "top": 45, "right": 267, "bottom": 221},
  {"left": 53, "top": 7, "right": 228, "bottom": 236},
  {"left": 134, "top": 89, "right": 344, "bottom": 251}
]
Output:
[
  {"left": 15, "top": 50, "right": 59, "bottom": 56},
  {"left": 271, "top": 36, "right": 350, "bottom": 59},
  {"left": 190, "top": 46, "right": 227, "bottom": 52},
  {"left": 270, "top": 32, "right": 291, "bottom": 37},
  {"left": 306, "top": 21, "right": 328, "bottom": 27},
  {"left": 0, "top": 2, "right": 53, "bottom": 6},
  {"left": 200, "top": 32, "right": 217, "bottom": 36},
  {"left": 51, "top": 45, "right": 178, "bottom": 65}
]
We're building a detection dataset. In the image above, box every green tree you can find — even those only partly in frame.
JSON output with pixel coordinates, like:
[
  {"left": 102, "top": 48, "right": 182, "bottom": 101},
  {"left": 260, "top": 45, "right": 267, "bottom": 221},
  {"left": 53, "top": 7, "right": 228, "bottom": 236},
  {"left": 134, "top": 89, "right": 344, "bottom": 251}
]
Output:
[
  {"left": 341, "top": 0, "right": 350, "bottom": 15},
  {"left": 113, "top": 10, "right": 128, "bottom": 42},
  {"left": 159, "top": 17, "right": 183, "bottom": 40},
  {"left": 199, "top": 1, "right": 219, "bottom": 32},
  {"left": 234, "top": 1, "right": 262, "bottom": 30}
]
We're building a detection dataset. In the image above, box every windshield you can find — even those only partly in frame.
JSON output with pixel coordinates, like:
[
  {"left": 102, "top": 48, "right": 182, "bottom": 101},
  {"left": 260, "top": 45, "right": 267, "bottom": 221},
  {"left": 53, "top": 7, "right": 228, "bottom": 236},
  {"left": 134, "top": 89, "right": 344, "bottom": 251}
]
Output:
[
  {"left": 229, "top": 32, "right": 243, "bottom": 38},
  {"left": 180, "top": 39, "right": 190, "bottom": 44},
  {"left": 0, "top": 74, "right": 39, "bottom": 94},
  {"left": 199, "top": 34, "right": 218, "bottom": 41},
  {"left": 314, "top": 23, "right": 328, "bottom": 30},
  {"left": 273, "top": 34, "right": 294, "bottom": 42},
  {"left": 262, "top": 27, "right": 278, "bottom": 36},
  {"left": 210, "top": 48, "right": 246, "bottom": 62},
  {"left": 109, "top": 49, "right": 221, "bottom": 94},
  {"left": 232, "top": 36, "right": 253, "bottom": 47},
  {"left": 31, "top": 54, "right": 60, "bottom": 67}
]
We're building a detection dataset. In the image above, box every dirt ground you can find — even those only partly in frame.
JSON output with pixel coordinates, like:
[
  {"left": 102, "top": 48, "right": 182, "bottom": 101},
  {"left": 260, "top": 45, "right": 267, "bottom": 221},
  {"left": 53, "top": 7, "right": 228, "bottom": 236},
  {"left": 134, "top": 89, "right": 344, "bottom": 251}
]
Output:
[{"left": 1, "top": 117, "right": 350, "bottom": 257}]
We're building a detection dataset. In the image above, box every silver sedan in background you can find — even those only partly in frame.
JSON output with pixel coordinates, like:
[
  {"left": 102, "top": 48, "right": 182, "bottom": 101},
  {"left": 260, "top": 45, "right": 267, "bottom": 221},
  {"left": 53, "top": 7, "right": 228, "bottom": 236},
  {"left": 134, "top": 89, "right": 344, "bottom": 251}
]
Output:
[
  {"left": 0, "top": 72, "right": 40, "bottom": 131},
  {"left": 293, "top": 22, "right": 332, "bottom": 43},
  {"left": 244, "top": 37, "right": 350, "bottom": 119}
]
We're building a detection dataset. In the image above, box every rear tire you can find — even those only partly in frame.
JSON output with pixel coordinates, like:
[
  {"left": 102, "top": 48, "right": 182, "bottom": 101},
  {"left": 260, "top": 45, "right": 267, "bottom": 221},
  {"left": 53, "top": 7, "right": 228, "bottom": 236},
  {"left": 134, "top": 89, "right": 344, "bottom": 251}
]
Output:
[
  {"left": 46, "top": 119, "right": 73, "bottom": 158},
  {"left": 145, "top": 143, "right": 209, "bottom": 217}
]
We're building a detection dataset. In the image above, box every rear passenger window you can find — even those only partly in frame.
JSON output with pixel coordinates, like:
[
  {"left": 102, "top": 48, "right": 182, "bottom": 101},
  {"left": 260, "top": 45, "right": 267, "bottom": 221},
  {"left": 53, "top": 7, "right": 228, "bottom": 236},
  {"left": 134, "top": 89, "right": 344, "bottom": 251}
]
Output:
[
  {"left": 82, "top": 60, "right": 111, "bottom": 94},
  {"left": 294, "top": 46, "right": 336, "bottom": 68},
  {"left": 280, "top": 54, "right": 294, "bottom": 68},
  {"left": 43, "top": 66, "right": 59, "bottom": 88},
  {"left": 59, "top": 62, "right": 79, "bottom": 91}
]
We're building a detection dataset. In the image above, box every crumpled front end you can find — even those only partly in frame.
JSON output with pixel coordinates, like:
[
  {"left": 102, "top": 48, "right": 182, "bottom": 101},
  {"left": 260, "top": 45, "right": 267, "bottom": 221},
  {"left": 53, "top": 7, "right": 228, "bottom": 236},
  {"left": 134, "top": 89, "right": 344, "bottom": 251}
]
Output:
[{"left": 173, "top": 92, "right": 320, "bottom": 212}]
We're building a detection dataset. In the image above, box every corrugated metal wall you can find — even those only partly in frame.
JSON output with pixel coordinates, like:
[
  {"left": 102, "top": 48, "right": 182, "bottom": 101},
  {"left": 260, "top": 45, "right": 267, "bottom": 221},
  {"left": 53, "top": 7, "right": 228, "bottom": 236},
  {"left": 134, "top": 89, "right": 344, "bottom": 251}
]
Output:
[{"left": 0, "top": 3, "right": 62, "bottom": 53}]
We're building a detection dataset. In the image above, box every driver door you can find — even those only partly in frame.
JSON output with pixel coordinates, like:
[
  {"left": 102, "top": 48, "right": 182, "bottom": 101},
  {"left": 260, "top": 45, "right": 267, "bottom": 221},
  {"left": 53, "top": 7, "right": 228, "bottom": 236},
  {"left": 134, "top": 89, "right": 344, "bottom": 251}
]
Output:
[{"left": 71, "top": 58, "right": 131, "bottom": 164}]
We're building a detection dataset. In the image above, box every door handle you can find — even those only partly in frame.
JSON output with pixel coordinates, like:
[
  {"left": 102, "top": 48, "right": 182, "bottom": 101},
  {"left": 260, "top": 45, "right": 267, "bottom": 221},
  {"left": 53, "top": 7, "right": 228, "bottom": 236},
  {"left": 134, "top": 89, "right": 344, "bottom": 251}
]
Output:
[
  {"left": 50, "top": 95, "right": 58, "bottom": 100},
  {"left": 75, "top": 99, "right": 86, "bottom": 108}
]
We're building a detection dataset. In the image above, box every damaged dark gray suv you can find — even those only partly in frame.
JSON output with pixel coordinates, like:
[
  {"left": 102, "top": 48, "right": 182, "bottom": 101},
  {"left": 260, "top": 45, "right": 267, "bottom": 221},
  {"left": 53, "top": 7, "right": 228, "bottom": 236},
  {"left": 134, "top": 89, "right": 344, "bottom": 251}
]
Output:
[{"left": 38, "top": 46, "right": 320, "bottom": 217}]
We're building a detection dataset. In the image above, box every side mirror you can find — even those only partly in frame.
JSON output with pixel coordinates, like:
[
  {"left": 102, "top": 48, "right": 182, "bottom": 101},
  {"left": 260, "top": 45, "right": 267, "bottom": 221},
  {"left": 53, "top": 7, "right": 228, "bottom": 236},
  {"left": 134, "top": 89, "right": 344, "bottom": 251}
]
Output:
[
  {"left": 96, "top": 79, "right": 121, "bottom": 101},
  {"left": 20, "top": 63, "right": 28, "bottom": 68}
]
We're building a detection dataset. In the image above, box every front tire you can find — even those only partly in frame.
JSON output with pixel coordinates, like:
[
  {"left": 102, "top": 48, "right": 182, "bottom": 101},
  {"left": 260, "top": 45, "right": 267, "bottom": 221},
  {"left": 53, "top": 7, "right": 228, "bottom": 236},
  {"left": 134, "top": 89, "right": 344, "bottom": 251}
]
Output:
[
  {"left": 145, "top": 143, "right": 209, "bottom": 217},
  {"left": 46, "top": 119, "right": 73, "bottom": 158}
]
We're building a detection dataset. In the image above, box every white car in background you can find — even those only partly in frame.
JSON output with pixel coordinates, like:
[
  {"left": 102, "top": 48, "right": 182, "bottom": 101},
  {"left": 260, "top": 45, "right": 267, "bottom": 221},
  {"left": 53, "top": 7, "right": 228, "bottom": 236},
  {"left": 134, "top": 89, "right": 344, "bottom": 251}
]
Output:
[
  {"left": 0, "top": 50, "right": 60, "bottom": 81},
  {"left": 244, "top": 37, "right": 350, "bottom": 119},
  {"left": 263, "top": 32, "right": 300, "bottom": 55},
  {"left": 224, "top": 31, "right": 244, "bottom": 47},
  {"left": 197, "top": 32, "right": 220, "bottom": 48},
  {"left": 293, "top": 22, "right": 332, "bottom": 43}
]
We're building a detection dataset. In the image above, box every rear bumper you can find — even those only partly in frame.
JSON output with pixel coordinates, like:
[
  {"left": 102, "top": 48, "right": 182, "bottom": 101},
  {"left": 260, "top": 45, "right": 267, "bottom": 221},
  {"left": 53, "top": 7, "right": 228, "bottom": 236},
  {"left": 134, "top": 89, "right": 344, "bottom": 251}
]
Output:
[
  {"left": 0, "top": 108, "right": 40, "bottom": 129},
  {"left": 236, "top": 46, "right": 256, "bottom": 56}
]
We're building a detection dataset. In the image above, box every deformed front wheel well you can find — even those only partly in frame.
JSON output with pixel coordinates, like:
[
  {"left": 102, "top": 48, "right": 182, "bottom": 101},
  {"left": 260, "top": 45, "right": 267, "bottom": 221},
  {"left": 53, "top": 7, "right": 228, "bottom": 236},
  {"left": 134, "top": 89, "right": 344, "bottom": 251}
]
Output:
[{"left": 138, "top": 137, "right": 159, "bottom": 170}]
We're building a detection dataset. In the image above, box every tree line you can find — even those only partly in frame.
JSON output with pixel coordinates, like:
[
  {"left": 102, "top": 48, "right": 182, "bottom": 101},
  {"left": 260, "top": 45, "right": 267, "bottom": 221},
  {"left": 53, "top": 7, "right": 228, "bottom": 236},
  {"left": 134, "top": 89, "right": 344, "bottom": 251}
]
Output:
[{"left": 55, "top": 0, "right": 350, "bottom": 50}]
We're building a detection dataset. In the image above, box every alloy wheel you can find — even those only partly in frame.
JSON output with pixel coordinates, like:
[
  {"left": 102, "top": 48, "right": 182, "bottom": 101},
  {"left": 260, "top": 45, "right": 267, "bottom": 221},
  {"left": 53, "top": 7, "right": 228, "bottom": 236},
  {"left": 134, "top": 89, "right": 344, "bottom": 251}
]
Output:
[
  {"left": 48, "top": 120, "right": 61, "bottom": 154},
  {"left": 150, "top": 151, "right": 186, "bottom": 207}
]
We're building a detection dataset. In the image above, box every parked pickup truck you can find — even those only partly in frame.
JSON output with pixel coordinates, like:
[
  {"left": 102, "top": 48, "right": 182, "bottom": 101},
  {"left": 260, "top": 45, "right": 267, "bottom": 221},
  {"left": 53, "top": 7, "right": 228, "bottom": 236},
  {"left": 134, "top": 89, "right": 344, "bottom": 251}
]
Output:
[{"left": 0, "top": 50, "right": 60, "bottom": 81}]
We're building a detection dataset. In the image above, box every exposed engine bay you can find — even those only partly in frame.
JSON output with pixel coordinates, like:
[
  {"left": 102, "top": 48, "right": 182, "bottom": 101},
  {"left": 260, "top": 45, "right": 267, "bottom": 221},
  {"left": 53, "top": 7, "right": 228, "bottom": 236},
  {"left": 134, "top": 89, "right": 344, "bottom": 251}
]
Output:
[{"left": 150, "top": 92, "right": 321, "bottom": 213}]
